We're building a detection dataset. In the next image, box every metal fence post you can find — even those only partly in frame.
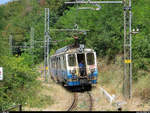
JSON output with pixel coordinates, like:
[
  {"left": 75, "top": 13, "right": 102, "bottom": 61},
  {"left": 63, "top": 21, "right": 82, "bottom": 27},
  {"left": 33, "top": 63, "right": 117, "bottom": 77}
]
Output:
[{"left": 19, "top": 104, "right": 22, "bottom": 111}]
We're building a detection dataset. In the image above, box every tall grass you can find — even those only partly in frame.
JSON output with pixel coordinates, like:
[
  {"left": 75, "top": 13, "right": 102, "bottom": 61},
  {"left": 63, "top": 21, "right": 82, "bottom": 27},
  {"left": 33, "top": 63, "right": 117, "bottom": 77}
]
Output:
[{"left": 98, "top": 55, "right": 150, "bottom": 102}]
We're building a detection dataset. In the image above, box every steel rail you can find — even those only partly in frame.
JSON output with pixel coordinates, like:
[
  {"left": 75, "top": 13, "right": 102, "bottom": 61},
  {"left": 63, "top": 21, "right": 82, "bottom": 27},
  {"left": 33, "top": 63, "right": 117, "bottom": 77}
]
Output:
[
  {"left": 3, "top": 104, "right": 22, "bottom": 112},
  {"left": 87, "top": 92, "right": 93, "bottom": 111},
  {"left": 67, "top": 93, "right": 78, "bottom": 111}
]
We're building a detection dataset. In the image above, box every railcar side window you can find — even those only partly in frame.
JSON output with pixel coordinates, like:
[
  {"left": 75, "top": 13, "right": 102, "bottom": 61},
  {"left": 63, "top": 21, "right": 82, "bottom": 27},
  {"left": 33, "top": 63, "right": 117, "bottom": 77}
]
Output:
[
  {"left": 56, "top": 57, "right": 59, "bottom": 69},
  {"left": 63, "top": 56, "right": 66, "bottom": 69},
  {"left": 51, "top": 59, "right": 54, "bottom": 68},
  {"left": 54, "top": 57, "right": 56, "bottom": 68},
  {"left": 58, "top": 57, "right": 61, "bottom": 69},
  {"left": 60, "top": 56, "right": 63, "bottom": 70},
  {"left": 87, "top": 53, "right": 95, "bottom": 65},
  {"left": 68, "top": 54, "right": 76, "bottom": 66}
]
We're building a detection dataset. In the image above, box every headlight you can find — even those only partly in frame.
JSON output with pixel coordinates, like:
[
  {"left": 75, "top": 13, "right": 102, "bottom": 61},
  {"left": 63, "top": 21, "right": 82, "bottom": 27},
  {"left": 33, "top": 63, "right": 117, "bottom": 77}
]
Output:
[
  {"left": 90, "top": 68, "right": 95, "bottom": 73},
  {"left": 70, "top": 69, "right": 76, "bottom": 75}
]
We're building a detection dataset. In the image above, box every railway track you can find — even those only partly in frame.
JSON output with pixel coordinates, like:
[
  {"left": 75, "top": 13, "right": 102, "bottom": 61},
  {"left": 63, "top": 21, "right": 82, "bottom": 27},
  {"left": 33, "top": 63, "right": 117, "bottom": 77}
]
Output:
[{"left": 67, "top": 92, "right": 93, "bottom": 111}]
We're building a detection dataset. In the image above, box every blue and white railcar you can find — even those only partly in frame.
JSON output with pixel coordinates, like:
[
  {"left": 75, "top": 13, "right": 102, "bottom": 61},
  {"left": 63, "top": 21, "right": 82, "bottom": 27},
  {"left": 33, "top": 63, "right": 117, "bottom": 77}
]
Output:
[{"left": 49, "top": 45, "right": 98, "bottom": 86}]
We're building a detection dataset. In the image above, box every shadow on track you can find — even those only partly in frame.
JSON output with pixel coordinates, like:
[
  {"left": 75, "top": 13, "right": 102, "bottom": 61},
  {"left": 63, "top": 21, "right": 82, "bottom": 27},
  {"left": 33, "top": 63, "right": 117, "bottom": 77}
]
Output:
[{"left": 63, "top": 85, "right": 92, "bottom": 93}]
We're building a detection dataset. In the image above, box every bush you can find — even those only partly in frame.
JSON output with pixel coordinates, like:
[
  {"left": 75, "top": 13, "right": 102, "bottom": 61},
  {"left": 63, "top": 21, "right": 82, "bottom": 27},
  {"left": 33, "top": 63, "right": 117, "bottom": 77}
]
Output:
[{"left": 0, "top": 55, "right": 39, "bottom": 111}]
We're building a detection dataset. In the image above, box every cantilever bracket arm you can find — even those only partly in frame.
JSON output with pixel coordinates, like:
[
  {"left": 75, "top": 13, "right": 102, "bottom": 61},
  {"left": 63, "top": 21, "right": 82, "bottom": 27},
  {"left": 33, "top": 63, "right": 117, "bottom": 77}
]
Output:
[
  {"left": 65, "top": 1, "right": 123, "bottom": 4},
  {"left": 50, "top": 29, "right": 89, "bottom": 32}
]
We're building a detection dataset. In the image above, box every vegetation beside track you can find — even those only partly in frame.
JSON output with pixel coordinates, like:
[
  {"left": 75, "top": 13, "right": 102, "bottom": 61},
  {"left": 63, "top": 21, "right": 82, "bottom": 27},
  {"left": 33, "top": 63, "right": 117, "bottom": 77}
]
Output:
[{"left": 98, "top": 56, "right": 150, "bottom": 109}]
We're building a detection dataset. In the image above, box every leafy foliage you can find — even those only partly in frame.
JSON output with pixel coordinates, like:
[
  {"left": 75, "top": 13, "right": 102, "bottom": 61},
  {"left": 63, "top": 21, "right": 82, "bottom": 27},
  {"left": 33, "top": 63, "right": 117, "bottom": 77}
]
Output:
[{"left": 0, "top": 56, "right": 38, "bottom": 110}]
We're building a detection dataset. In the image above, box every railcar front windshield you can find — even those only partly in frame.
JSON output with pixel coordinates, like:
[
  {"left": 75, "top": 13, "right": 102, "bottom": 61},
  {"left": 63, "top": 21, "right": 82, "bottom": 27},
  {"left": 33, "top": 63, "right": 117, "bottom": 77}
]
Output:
[
  {"left": 87, "top": 53, "right": 95, "bottom": 65},
  {"left": 68, "top": 54, "right": 76, "bottom": 66}
]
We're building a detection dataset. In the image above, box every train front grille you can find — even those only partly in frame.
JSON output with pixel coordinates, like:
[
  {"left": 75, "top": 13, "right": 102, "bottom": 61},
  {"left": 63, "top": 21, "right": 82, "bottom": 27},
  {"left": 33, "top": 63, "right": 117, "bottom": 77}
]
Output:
[{"left": 79, "top": 78, "right": 88, "bottom": 85}]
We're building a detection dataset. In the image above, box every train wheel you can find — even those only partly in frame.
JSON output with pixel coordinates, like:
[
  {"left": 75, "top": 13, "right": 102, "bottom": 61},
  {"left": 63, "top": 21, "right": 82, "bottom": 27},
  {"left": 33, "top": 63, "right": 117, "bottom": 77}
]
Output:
[
  {"left": 56, "top": 77, "right": 60, "bottom": 84},
  {"left": 51, "top": 76, "right": 55, "bottom": 82},
  {"left": 61, "top": 82, "right": 65, "bottom": 86}
]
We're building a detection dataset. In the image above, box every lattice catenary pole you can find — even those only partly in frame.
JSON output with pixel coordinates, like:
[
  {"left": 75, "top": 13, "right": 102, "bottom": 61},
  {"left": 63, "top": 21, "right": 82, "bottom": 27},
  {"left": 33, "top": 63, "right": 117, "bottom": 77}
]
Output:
[
  {"left": 123, "top": 0, "right": 132, "bottom": 99},
  {"left": 44, "top": 8, "right": 50, "bottom": 82}
]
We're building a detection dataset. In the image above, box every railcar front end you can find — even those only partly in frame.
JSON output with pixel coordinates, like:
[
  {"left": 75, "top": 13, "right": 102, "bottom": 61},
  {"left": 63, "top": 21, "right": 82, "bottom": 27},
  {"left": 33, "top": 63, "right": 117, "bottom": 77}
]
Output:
[
  {"left": 49, "top": 47, "right": 98, "bottom": 87},
  {"left": 66, "top": 51, "right": 98, "bottom": 86}
]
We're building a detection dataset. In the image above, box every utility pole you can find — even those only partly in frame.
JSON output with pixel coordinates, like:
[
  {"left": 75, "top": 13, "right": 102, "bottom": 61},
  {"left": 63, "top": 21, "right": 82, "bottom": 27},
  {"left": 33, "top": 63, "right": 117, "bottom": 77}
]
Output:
[
  {"left": 9, "top": 35, "right": 13, "bottom": 55},
  {"left": 123, "top": 0, "right": 132, "bottom": 99},
  {"left": 65, "top": 0, "right": 133, "bottom": 99},
  {"left": 47, "top": 36, "right": 50, "bottom": 80},
  {"left": 44, "top": 8, "right": 50, "bottom": 82},
  {"left": 30, "top": 27, "right": 35, "bottom": 65}
]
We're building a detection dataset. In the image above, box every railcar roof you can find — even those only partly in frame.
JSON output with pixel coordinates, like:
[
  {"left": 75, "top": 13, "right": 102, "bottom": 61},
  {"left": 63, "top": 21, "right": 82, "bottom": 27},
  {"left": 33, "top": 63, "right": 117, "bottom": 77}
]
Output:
[{"left": 50, "top": 48, "right": 95, "bottom": 58}]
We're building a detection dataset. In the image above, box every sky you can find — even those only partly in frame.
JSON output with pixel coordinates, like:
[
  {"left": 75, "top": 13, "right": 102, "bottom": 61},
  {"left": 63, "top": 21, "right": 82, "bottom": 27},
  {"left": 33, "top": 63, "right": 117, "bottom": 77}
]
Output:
[{"left": 0, "top": 0, "right": 12, "bottom": 5}]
